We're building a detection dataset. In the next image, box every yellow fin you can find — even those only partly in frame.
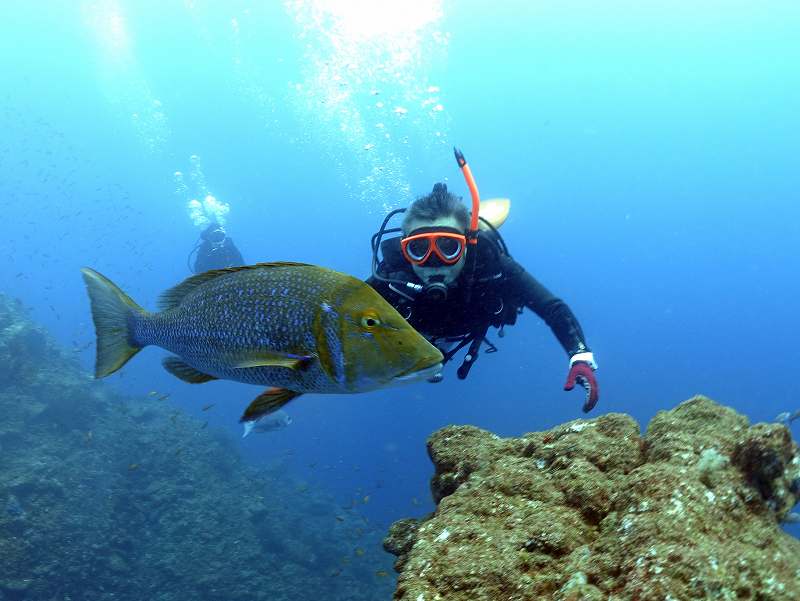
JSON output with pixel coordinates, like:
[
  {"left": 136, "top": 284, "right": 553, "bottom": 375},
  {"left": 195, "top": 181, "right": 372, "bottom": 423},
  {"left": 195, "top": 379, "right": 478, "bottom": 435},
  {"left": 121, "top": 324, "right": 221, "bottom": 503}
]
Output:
[
  {"left": 229, "top": 351, "right": 314, "bottom": 370},
  {"left": 80, "top": 267, "right": 145, "bottom": 378},
  {"left": 240, "top": 388, "right": 302, "bottom": 422},
  {"left": 478, "top": 198, "right": 511, "bottom": 230}
]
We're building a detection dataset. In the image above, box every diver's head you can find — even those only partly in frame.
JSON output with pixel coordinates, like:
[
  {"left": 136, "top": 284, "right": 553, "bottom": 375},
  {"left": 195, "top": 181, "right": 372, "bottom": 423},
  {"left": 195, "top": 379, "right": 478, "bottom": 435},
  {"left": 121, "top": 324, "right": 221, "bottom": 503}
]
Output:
[
  {"left": 400, "top": 183, "right": 469, "bottom": 298},
  {"left": 201, "top": 223, "right": 227, "bottom": 247}
]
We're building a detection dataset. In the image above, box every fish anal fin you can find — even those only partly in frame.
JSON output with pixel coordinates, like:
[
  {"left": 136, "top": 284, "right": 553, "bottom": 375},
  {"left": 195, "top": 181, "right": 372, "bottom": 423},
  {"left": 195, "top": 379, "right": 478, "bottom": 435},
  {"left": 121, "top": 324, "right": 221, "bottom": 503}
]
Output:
[
  {"left": 162, "top": 356, "right": 218, "bottom": 383},
  {"left": 240, "top": 388, "right": 302, "bottom": 423}
]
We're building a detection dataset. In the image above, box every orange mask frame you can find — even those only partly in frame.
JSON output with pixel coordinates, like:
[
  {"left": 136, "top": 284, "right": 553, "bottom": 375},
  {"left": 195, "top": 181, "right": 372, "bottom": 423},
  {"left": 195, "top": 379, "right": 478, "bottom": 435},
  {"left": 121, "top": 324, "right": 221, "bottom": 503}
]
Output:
[{"left": 400, "top": 231, "right": 467, "bottom": 266}]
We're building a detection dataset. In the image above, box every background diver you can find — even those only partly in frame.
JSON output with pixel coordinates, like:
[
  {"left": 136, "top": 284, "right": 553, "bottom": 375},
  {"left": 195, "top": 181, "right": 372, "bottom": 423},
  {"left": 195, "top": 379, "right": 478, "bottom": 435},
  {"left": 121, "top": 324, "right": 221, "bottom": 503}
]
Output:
[
  {"left": 188, "top": 222, "right": 245, "bottom": 274},
  {"left": 368, "top": 148, "right": 599, "bottom": 412}
]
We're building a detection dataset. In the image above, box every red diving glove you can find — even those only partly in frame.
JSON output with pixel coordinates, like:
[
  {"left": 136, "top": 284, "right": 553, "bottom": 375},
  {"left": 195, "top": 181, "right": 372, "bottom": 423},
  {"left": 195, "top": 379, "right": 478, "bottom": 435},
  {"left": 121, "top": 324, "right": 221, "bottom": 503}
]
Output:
[{"left": 564, "top": 352, "right": 599, "bottom": 413}]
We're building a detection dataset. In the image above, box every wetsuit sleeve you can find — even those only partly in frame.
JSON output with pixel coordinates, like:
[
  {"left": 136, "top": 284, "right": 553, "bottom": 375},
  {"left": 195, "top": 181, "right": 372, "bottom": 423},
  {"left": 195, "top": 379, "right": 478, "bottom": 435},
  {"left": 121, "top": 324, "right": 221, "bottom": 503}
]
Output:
[{"left": 500, "top": 255, "right": 590, "bottom": 357}]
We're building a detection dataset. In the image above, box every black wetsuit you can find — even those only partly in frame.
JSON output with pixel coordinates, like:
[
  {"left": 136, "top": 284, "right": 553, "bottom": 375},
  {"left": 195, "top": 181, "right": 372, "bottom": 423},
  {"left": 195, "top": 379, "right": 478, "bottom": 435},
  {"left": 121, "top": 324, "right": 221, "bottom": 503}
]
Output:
[
  {"left": 367, "top": 231, "right": 589, "bottom": 371},
  {"left": 192, "top": 237, "right": 245, "bottom": 274}
]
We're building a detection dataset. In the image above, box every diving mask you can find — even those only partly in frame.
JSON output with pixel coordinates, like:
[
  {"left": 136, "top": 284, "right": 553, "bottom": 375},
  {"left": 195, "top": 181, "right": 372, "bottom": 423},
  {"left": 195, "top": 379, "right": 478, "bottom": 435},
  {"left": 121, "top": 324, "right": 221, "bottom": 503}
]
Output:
[
  {"left": 400, "top": 227, "right": 466, "bottom": 267},
  {"left": 204, "top": 227, "right": 227, "bottom": 246}
]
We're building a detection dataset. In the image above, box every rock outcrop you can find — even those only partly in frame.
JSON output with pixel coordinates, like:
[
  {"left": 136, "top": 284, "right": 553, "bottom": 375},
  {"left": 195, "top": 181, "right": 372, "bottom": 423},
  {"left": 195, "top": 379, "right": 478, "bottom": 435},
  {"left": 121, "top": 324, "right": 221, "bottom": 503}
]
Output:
[
  {"left": 0, "top": 294, "right": 393, "bottom": 601},
  {"left": 385, "top": 397, "right": 800, "bottom": 600}
]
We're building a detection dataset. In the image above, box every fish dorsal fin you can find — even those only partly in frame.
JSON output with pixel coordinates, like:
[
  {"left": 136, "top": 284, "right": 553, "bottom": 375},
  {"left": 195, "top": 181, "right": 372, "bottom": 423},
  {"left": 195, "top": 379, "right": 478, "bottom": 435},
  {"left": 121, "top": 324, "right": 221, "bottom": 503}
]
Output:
[
  {"left": 162, "top": 356, "right": 218, "bottom": 383},
  {"left": 157, "top": 262, "right": 314, "bottom": 310}
]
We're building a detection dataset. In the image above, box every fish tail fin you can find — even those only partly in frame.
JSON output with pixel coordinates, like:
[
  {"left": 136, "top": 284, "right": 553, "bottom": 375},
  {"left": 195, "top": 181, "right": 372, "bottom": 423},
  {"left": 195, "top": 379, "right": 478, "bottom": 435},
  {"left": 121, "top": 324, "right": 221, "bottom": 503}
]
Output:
[
  {"left": 81, "top": 267, "right": 146, "bottom": 378},
  {"left": 242, "top": 421, "right": 255, "bottom": 438}
]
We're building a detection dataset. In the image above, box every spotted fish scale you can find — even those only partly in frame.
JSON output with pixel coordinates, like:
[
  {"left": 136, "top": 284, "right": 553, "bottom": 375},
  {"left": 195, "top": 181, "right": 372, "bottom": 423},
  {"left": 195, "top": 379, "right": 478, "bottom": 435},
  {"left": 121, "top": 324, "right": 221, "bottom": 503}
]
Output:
[{"left": 132, "top": 265, "right": 348, "bottom": 392}]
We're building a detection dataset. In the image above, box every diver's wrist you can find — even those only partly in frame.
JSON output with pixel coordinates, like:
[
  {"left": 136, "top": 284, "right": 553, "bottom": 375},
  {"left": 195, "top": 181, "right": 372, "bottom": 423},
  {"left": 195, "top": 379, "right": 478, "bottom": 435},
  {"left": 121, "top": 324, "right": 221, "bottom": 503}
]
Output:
[{"left": 569, "top": 351, "right": 597, "bottom": 370}]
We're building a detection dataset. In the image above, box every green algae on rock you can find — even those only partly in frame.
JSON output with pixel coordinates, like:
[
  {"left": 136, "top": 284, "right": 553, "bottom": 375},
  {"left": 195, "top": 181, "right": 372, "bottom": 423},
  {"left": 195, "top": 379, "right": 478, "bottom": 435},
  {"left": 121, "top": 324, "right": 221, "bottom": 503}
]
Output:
[{"left": 385, "top": 397, "right": 800, "bottom": 600}]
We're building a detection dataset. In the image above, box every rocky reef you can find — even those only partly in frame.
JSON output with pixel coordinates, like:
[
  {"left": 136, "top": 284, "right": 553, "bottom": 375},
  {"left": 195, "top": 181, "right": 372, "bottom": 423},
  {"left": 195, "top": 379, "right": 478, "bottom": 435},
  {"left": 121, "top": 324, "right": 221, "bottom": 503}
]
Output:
[
  {"left": 385, "top": 397, "right": 800, "bottom": 600},
  {"left": 0, "top": 295, "right": 393, "bottom": 601}
]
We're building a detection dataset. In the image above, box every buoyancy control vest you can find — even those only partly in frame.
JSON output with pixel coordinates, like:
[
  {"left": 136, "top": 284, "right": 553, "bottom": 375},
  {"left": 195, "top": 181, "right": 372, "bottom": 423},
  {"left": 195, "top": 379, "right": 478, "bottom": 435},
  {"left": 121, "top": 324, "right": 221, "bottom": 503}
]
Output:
[{"left": 375, "top": 228, "right": 523, "bottom": 378}]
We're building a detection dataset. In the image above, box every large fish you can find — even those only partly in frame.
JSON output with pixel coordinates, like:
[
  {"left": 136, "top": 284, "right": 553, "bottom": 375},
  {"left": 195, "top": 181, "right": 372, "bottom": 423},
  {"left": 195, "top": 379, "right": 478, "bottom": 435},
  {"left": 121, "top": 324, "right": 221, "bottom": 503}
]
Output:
[{"left": 81, "top": 262, "right": 443, "bottom": 421}]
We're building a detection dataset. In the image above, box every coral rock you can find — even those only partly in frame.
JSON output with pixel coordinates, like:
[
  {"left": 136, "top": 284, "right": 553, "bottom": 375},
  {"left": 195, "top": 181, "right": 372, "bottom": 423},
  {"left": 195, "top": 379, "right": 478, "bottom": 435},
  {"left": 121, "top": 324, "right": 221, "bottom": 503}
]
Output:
[{"left": 385, "top": 396, "right": 800, "bottom": 600}]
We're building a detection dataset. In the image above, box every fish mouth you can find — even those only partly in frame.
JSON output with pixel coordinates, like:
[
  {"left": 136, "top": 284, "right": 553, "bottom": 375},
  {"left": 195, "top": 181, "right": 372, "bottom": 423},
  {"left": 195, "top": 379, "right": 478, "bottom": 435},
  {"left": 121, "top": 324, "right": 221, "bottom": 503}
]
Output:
[{"left": 393, "top": 361, "right": 443, "bottom": 383}]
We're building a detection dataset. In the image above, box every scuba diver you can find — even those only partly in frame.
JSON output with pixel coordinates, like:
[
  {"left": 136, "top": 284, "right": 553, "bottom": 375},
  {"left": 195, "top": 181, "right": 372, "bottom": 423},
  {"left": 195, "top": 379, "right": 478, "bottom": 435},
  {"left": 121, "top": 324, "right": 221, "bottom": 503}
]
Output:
[
  {"left": 188, "top": 222, "right": 245, "bottom": 274},
  {"left": 368, "top": 148, "right": 599, "bottom": 412}
]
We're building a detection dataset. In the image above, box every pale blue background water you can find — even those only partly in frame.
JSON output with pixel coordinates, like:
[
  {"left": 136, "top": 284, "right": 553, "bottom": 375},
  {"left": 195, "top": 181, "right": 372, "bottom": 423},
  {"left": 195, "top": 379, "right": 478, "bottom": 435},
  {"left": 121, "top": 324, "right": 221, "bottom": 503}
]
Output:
[{"left": 2, "top": 0, "right": 799, "bottom": 545}]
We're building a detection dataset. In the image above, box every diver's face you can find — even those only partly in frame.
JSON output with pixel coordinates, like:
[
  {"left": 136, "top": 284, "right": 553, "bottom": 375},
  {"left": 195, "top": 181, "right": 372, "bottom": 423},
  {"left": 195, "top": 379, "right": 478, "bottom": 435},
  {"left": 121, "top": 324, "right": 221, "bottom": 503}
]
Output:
[
  {"left": 204, "top": 227, "right": 227, "bottom": 247},
  {"left": 403, "top": 215, "right": 467, "bottom": 287}
]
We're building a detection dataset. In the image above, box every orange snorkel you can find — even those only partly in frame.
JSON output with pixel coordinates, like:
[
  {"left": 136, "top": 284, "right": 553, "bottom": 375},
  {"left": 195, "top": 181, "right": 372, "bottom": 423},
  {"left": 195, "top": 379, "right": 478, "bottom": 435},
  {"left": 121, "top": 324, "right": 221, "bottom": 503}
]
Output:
[
  {"left": 454, "top": 147, "right": 481, "bottom": 243},
  {"left": 451, "top": 147, "right": 490, "bottom": 378},
  {"left": 453, "top": 147, "right": 481, "bottom": 305}
]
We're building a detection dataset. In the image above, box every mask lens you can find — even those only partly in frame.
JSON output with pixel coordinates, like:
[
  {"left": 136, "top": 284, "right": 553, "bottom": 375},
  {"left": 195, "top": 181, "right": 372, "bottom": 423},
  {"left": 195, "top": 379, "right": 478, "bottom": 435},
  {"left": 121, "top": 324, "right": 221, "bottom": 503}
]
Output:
[
  {"left": 436, "top": 236, "right": 462, "bottom": 260},
  {"left": 407, "top": 238, "right": 431, "bottom": 261}
]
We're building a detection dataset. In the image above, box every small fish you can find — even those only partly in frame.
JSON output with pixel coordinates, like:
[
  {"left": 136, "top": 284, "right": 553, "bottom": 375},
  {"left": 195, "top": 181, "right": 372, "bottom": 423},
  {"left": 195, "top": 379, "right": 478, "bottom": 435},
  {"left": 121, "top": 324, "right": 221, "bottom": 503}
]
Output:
[
  {"left": 354, "top": 548, "right": 365, "bottom": 557},
  {"left": 200, "top": 421, "right": 208, "bottom": 429},
  {"left": 335, "top": 515, "right": 345, "bottom": 522},
  {"left": 5, "top": 495, "right": 26, "bottom": 518},
  {"left": 128, "top": 463, "right": 139, "bottom": 471},
  {"left": 783, "top": 512, "right": 800, "bottom": 524},
  {"left": 375, "top": 570, "right": 389, "bottom": 578},
  {"left": 362, "top": 495, "right": 370, "bottom": 504},
  {"left": 242, "top": 409, "right": 292, "bottom": 438},
  {"left": 201, "top": 403, "right": 215, "bottom": 411},
  {"left": 775, "top": 410, "right": 800, "bottom": 424}
]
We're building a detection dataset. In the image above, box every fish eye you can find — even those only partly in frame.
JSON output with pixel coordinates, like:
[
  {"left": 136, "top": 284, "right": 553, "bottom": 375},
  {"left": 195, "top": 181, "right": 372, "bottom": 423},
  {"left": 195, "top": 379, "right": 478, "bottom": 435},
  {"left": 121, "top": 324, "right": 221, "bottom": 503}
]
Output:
[{"left": 361, "top": 313, "right": 381, "bottom": 328}]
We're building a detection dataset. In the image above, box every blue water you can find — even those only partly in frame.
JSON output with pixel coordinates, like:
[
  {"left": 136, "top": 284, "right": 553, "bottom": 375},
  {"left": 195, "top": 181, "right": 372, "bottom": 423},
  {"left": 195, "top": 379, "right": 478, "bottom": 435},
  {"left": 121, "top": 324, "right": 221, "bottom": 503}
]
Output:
[{"left": 2, "top": 0, "right": 799, "bottom": 562}]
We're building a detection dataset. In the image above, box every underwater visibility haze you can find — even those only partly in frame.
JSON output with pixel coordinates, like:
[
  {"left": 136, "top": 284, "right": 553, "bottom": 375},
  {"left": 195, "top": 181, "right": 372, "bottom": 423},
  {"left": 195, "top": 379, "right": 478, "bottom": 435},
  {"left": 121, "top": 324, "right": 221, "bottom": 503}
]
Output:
[{"left": 1, "top": 1, "right": 800, "bottom": 598}]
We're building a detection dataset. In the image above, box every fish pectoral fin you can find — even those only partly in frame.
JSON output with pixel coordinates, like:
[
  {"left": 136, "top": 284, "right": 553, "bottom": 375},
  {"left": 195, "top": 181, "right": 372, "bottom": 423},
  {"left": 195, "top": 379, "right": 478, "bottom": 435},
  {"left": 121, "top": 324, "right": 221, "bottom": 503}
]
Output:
[
  {"left": 240, "top": 388, "right": 302, "bottom": 423},
  {"left": 162, "top": 357, "right": 218, "bottom": 383},
  {"left": 229, "top": 351, "right": 314, "bottom": 371}
]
